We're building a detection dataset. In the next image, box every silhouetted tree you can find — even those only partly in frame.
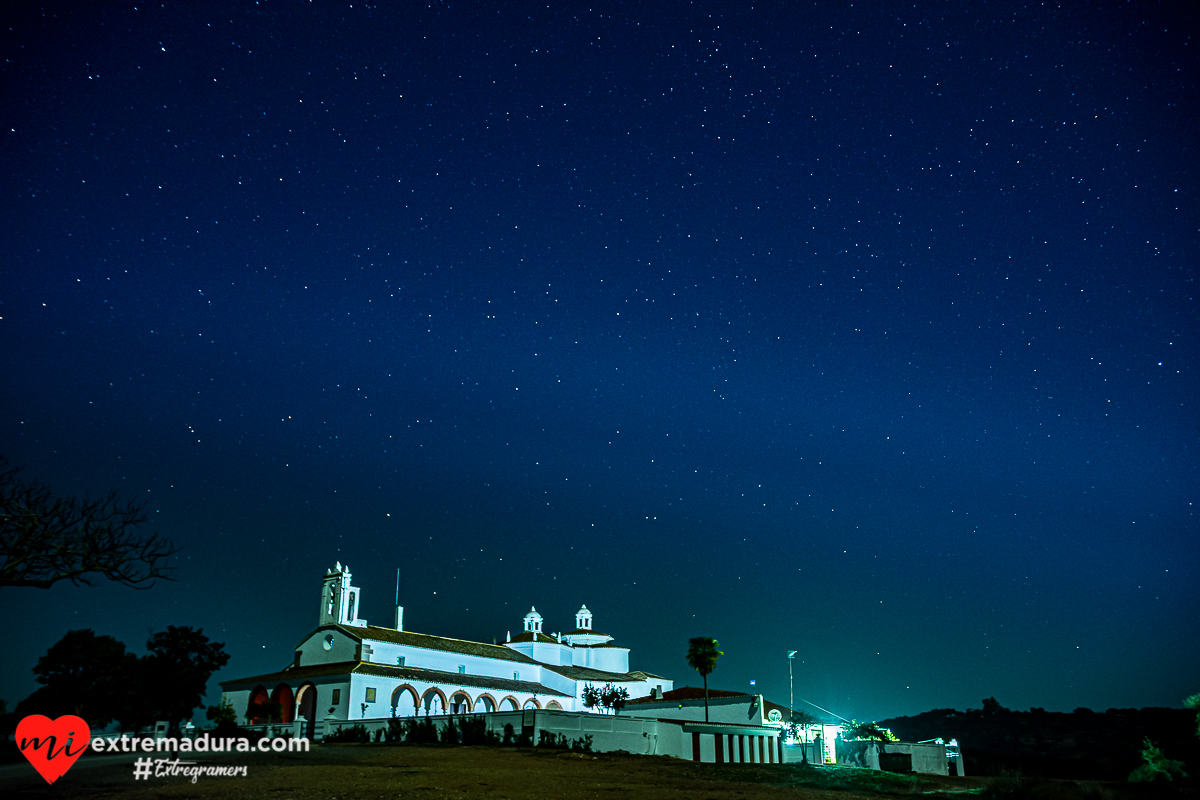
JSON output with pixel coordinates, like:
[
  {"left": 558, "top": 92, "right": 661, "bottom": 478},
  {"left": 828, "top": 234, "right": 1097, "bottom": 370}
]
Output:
[
  {"left": 686, "top": 636, "right": 723, "bottom": 722},
  {"left": 839, "top": 719, "right": 896, "bottom": 767},
  {"left": 981, "top": 696, "right": 1007, "bottom": 713},
  {"left": 14, "top": 630, "right": 131, "bottom": 727},
  {"left": 787, "top": 710, "right": 820, "bottom": 762},
  {"left": 143, "top": 626, "right": 230, "bottom": 733},
  {"left": 206, "top": 700, "right": 238, "bottom": 731},
  {"left": 601, "top": 684, "right": 629, "bottom": 715},
  {"left": 0, "top": 457, "right": 178, "bottom": 589},
  {"left": 843, "top": 719, "right": 895, "bottom": 744},
  {"left": 113, "top": 653, "right": 158, "bottom": 733},
  {"left": 582, "top": 683, "right": 602, "bottom": 713},
  {"left": 582, "top": 683, "right": 629, "bottom": 715}
]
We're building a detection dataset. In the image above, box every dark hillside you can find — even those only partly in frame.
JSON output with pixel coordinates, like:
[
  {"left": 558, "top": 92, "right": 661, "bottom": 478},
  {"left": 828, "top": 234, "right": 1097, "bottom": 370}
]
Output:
[{"left": 880, "top": 702, "right": 1199, "bottom": 781}]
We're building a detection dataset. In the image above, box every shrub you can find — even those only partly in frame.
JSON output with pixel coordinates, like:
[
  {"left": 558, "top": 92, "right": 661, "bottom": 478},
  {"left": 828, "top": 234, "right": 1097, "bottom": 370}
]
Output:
[
  {"left": 324, "top": 723, "right": 370, "bottom": 744},
  {"left": 205, "top": 700, "right": 237, "bottom": 727},
  {"left": 536, "top": 730, "right": 589, "bottom": 750},
  {"left": 1128, "top": 737, "right": 1187, "bottom": 782},
  {"left": 440, "top": 716, "right": 460, "bottom": 745},
  {"left": 385, "top": 717, "right": 405, "bottom": 742},
  {"left": 459, "top": 715, "right": 491, "bottom": 746},
  {"left": 405, "top": 715, "right": 440, "bottom": 744},
  {"left": 979, "top": 770, "right": 1034, "bottom": 800}
]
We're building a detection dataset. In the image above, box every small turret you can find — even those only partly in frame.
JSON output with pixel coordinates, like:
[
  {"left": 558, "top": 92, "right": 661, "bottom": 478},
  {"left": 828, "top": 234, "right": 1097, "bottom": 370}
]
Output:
[
  {"left": 522, "top": 606, "right": 543, "bottom": 634},
  {"left": 575, "top": 604, "right": 593, "bottom": 630}
]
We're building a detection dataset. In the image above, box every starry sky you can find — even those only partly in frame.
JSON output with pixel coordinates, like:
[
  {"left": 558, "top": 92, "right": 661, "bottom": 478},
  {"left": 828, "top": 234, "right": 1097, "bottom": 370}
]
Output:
[{"left": 2, "top": 1, "right": 1196, "bottom": 724}]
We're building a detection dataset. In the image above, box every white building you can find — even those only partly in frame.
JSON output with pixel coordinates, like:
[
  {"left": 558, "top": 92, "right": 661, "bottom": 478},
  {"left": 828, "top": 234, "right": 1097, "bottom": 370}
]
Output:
[{"left": 220, "top": 563, "right": 671, "bottom": 737}]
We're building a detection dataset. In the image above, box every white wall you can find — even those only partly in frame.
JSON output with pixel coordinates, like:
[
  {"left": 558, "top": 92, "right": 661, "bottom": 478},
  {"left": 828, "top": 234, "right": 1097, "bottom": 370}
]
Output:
[
  {"left": 492, "top": 709, "right": 675, "bottom": 755},
  {"left": 346, "top": 672, "right": 573, "bottom": 719},
  {"left": 323, "top": 708, "right": 784, "bottom": 765},
  {"left": 576, "top": 645, "right": 629, "bottom": 673},
  {"left": 362, "top": 638, "right": 541, "bottom": 684},
  {"left": 624, "top": 694, "right": 766, "bottom": 726},
  {"left": 297, "top": 628, "right": 361, "bottom": 665},
  {"left": 834, "top": 740, "right": 954, "bottom": 776}
]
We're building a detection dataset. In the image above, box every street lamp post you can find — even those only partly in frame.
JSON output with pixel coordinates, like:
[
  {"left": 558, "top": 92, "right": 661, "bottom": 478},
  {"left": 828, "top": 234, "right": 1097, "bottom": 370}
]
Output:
[{"left": 787, "top": 651, "right": 797, "bottom": 722}]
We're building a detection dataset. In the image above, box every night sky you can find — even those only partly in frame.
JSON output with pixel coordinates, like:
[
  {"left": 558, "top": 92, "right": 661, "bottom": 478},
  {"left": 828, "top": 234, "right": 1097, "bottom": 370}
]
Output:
[{"left": 2, "top": 1, "right": 1196, "bottom": 724}]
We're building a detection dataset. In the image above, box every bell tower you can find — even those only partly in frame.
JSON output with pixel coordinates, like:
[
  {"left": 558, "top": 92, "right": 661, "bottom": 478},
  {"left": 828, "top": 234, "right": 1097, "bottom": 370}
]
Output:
[{"left": 319, "top": 562, "right": 368, "bottom": 627}]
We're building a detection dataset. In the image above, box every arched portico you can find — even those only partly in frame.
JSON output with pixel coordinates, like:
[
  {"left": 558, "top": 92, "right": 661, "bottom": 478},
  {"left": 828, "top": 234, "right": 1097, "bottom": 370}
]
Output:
[
  {"left": 449, "top": 691, "right": 472, "bottom": 714},
  {"left": 295, "top": 683, "right": 317, "bottom": 739},
  {"left": 522, "top": 698, "right": 541, "bottom": 710},
  {"left": 271, "top": 684, "right": 295, "bottom": 723},
  {"left": 422, "top": 687, "right": 448, "bottom": 716},
  {"left": 546, "top": 700, "right": 563, "bottom": 710},
  {"left": 247, "top": 686, "right": 270, "bottom": 723},
  {"left": 499, "top": 696, "right": 519, "bottom": 711},
  {"left": 474, "top": 693, "right": 497, "bottom": 713},
  {"left": 391, "top": 684, "right": 419, "bottom": 717}
]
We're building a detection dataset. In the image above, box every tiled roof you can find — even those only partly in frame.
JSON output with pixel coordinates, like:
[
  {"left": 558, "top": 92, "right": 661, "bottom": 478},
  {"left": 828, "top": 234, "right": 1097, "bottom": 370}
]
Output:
[
  {"left": 571, "top": 642, "right": 628, "bottom": 649},
  {"left": 626, "top": 685, "right": 750, "bottom": 704},
  {"left": 545, "top": 665, "right": 647, "bottom": 683},
  {"left": 507, "top": 631, "right": 560, "bottom": 644},
  {"left": 220, "top": 660, "right": 569, "bottom": 698},
  {"left": 659, "top": 719, "right": 780, "bottom": 734},
  {"left": 220, "top": 660, "right": 362, "bottom": 687},
  {"left": 331, "top": 624, "right": 540, "bottom": 664},
  {"left": 355, "top": 663, "right": 571, "bottom": 697},
  {"left": 563, "top": 628, "right": 612, "bottom": 638}
]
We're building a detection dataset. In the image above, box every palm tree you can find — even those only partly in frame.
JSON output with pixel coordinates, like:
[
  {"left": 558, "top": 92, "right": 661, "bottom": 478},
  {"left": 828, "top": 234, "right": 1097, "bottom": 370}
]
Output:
[{"left": 686, "top": 637, "right": 723, "bottom": 722}]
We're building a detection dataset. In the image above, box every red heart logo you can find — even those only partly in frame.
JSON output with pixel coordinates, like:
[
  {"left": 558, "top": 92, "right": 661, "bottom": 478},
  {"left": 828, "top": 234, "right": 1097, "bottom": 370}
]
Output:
[{"left": 16, "top": 715, "right": 91, "bottom": 785}]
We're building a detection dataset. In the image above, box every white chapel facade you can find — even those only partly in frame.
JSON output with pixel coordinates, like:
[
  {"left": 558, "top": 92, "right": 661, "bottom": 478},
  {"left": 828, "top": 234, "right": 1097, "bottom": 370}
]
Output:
[{"left": 221, "top": 564, "right": 672, "bottom": 735}]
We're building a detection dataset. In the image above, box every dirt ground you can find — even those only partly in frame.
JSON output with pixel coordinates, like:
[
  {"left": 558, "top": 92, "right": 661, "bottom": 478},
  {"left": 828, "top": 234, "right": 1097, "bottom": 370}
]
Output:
[{"left": 4, "top": 744, "right": 991, "bottom": 800}]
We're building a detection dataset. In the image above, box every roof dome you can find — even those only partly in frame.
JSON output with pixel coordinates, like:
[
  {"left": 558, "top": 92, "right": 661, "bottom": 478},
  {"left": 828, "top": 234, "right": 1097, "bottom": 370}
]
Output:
[{"left": 522, "top": 606, "right": 544, "bottom": 633}]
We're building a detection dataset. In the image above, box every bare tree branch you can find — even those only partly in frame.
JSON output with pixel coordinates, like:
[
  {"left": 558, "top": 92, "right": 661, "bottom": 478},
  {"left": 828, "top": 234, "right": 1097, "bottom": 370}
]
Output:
[{"left": 0, "top": 457, "right": 179, "bottom": 589}]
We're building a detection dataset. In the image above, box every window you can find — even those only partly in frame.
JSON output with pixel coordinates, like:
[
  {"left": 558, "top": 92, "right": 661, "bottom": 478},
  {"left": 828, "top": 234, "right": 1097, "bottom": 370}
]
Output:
[
  {"left": 513, "top": 672, "right": 519, "bottom": 680},
  {"left": 332, "top": 689, "right": 341, "bottom": 704},
  {"left": 396, "top": 656, "right": 405, "bottom": 667},
  {"left": 458, "top": 665, "right": 466, "bottom": 674},
  {"left": 365, "top": 687, "right": 376, "bottom": 703}
]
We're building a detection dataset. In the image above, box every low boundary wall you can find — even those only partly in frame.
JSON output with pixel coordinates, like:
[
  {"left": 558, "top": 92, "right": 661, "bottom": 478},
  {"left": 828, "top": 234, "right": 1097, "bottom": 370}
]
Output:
[{"left": 319, "top": 709, "right": 780, "bottom": 763}]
